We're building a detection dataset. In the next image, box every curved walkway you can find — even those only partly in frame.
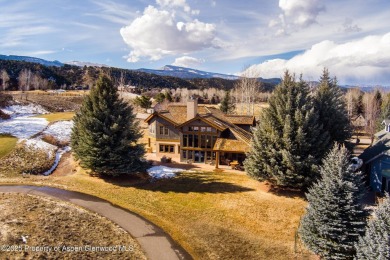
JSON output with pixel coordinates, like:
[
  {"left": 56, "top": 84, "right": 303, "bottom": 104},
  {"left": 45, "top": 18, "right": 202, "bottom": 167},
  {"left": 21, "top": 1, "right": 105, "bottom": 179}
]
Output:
[{"left": 0, "top": 185, "right": 191, "bottom": 260}]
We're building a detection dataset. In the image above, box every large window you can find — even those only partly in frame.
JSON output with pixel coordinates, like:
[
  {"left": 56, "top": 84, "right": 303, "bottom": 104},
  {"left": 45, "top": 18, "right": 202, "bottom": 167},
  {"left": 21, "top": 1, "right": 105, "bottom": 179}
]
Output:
[
  {"left": 183, "top": 134, "right": 217, "bottom": 148},
  {"left": 159, "top": 144, "right": 175, "bottom": 153},
  {"left": 159, "top": 126, "right": 169, "bottom": 135}
]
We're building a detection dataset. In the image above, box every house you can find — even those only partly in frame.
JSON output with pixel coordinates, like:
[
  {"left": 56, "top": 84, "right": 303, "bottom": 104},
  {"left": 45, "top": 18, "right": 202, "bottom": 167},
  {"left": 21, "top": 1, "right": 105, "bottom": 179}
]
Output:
[
  {"left": 359, "top": 119, "right": 390, "bottom": 193},
  {"left": 144, "top": 98, "right": 255, "bottom": 168}
]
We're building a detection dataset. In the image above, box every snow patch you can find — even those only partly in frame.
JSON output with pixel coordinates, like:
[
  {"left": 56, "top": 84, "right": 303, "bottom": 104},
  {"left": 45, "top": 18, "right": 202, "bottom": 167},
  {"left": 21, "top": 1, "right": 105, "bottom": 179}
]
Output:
[
  {"left": 0, "top": 116, "right": 49, "bottom": 139},
  {"left": 147, "top": 166, "right": 184, "bottom": 179},
  {"left": 23, "top": 138, "right": 57, "bottom": 157},
  {"left": 43, "top": 121, "right": 74, "bottom": 142},
  {"left": 2, "top": 104, "right": 48, "bottom": 117},
  {"left": 42, "top": 146, "right": 71, "bottom": 176}
]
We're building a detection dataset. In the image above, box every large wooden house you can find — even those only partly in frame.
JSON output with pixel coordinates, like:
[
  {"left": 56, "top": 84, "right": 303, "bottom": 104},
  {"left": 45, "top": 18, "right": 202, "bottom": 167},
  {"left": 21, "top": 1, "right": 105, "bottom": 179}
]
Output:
[{"left": 144, "top": 99, "right": 255, "bottom": 168}]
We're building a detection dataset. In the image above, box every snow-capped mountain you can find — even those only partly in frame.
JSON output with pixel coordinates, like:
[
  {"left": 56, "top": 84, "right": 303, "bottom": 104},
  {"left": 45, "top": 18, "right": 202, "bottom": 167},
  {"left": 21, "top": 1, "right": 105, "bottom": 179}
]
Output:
[
  {"left": 138, "top": 65, "right": 240, "bottom": 80},
  {"left": 64, "top": 61, "right": 109, "bottom": 67},
  {"left": 0, "top": 54, "right": 63, "bottom": 67},
  {"left": 138, "top": 65, "right": 282, "bottom": 84}
]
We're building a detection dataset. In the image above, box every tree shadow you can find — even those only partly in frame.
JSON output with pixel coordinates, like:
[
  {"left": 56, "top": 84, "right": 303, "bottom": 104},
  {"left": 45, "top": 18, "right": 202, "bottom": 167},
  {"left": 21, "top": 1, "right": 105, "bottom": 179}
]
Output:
[
  {"left": 103, "top": 171, "right": 255, "bottom": 194},
  {"left": 267, "top": 185, "right": 306, "bottom": 199},
  {"left": 135, "top": 173, "right": 255, "bottom": 194}
]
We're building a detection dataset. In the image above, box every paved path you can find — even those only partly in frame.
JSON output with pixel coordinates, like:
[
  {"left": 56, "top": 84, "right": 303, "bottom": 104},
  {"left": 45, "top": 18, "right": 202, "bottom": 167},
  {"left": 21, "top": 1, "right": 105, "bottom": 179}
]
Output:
[{"left": 0, "top": 185, "right": 191, "bottom": 260}]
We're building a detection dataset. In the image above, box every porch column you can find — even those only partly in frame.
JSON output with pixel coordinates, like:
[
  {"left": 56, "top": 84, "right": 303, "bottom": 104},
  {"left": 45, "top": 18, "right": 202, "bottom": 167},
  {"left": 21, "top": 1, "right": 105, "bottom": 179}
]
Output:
[{"left": 215, "top": 151, "right": 219, "bottom": 169}]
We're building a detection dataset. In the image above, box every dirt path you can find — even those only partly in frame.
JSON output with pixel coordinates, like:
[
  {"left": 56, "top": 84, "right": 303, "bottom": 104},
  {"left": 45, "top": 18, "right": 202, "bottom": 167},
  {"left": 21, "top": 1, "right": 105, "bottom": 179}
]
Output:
[{"left": 0, "top": 185, "right": 191, "bottom": 260}]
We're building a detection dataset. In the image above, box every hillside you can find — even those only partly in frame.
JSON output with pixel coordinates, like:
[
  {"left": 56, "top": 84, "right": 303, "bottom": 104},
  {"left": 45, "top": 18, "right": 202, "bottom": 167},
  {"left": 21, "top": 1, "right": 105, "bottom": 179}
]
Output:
[{"left": 0, "top": 59, "right": 278, "bottom": 92}]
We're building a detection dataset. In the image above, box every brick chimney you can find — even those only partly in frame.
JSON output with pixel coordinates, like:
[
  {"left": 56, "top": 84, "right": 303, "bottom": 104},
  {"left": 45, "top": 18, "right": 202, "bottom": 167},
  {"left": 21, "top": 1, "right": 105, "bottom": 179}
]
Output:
[{"left": 187, "top": 96, "right": 198, "bottom": 120}]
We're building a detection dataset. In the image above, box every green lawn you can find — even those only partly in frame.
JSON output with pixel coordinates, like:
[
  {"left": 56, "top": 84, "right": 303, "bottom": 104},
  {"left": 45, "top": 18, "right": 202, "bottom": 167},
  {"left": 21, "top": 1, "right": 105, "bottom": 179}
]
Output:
[
  {"left": 0, "top": 166, "right": 314, "bottom": 259},
  {"left": 35, "top": 112, "right": 75, "bottom": 122},
  {"left": 0, "top": 135, "right": 17, "bottom": 159}
]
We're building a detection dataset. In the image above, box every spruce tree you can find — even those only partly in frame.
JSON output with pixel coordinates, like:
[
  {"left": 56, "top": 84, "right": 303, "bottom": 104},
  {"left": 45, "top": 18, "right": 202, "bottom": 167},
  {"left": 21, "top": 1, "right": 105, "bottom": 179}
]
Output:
[
  {"left": 71, "top": 75, "right": 146, "bottom": 176},
  {"left": 299, "top": 145, "right": 367, "bottom": 259},
  {"left": 244, "top": 71, "right": 330, "bottom": 188},
  {"left": 314, "top": 68, "right": 352, "bottom": 146},
  {"left": 355, "top": 194, "right": 390, "bottom": 260},
  {"left": 220, "top": 90, "right": 235, "bottom": 114}
]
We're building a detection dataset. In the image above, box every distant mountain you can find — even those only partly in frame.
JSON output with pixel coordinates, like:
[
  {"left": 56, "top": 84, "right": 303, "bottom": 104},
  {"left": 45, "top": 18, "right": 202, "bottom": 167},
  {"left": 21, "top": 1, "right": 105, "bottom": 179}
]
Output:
[
  {"left": 65, "top": 61, "right": 108, "bottom": 67},
  {"left": 0, "top": 54, "right": 63, "bottom": 67},
  {"left": 138, "top": 65, "right": 282, "bottom": 84},
  {"left": 138, "top": 65, "right": 239, "bottom": 80}
]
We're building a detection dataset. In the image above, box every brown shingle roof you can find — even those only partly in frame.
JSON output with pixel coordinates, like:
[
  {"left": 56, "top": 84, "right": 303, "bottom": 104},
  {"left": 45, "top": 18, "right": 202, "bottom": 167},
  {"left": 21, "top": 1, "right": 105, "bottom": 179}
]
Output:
[{"left": 213, "top": 138, "right": 249, "bottom": 152}]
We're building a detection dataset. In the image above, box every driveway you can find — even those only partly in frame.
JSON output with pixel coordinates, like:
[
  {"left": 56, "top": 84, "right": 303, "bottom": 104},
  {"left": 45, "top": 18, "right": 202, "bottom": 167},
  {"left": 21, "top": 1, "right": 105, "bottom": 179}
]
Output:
[{"left": 0, "top": 185, "right": 191, "bottom": 260}]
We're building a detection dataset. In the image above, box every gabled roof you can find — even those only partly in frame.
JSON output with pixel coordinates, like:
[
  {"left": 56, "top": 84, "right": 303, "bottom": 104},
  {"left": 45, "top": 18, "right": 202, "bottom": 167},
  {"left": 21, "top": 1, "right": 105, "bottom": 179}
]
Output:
[
  {"left": 359, "top": 134, "right": 390, "bottom": 163},
  {"left": 178, "top": 114, "right": 227, "bottom": 131}
]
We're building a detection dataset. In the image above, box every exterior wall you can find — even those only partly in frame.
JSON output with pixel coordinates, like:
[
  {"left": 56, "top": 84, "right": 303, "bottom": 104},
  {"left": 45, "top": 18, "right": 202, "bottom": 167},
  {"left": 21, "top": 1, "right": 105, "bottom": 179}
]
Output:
[
  {"left": 155, "top": 140, "right": 180, "bottom": 161},
  {"left": 155, "top": 117, "right": 180, "bottom": 140},
  {"left": 369, "top": 155, "right": 390, "bottom": 193},
  {"left": 146, "top": 117, "right": 180, "bottom": 158},
  {"left": 148, "top": 118, "right": 157, "bottom": 138}
]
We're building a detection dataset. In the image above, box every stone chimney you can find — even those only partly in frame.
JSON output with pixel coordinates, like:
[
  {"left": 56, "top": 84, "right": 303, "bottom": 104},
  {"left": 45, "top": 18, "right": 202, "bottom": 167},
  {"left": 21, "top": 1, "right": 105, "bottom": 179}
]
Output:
[{"left": 187, "top": 96, "right": 198, "bottom": 120}]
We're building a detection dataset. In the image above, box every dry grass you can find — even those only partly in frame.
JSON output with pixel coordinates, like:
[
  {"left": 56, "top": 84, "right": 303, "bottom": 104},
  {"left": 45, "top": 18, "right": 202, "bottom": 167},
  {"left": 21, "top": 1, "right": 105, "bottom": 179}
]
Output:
[
  {"left": 0, "top": 142, "right": 55, "bottom": 177},
  {"left": 0, "top": 193, "right": 145, "bottom": 259},
  {"left": 0, "top": 135, "right": 17, "bottom": 159},
  {"left": 234, "top": 102, "right": 269, "bottom": 119},
  {"left": 35, "top": 112, "right": 75, "bottom": 122},
  {"left": 0, "top": 161, "right": 314, "bottom": 259}
]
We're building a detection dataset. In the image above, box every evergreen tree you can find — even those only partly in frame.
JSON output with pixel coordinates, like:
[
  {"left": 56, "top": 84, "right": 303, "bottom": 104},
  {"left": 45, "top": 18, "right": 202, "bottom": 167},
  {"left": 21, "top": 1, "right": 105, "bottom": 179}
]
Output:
[
  {"left": 134, "top": 95, "right": 152, "bottom": 109},
  {"left": 220, "top": 90, "right": 235, "bottom": 114},
  {"left": 355, "top": 94, "right": 364, "bottom": 116},
  {"left": 314, "top": 68, "right": 352, "bottom": 146},
  {"left": 155, "top": 92, "right": 165, "bottom": 103},
  {"left": 355, "top": 194, "right": 390, "bottom": 260},
  {"left": 71, "top": 75, "right": 146, "bottom": 176},
  {"left": 164, "top": 90, "right": 173, "bottom": 102},
  {"left": 299, "top": 145, "right": 367, "bottom": 259},
  {"left": 244, "top": 71, "right": 330, "bottom": 188}
]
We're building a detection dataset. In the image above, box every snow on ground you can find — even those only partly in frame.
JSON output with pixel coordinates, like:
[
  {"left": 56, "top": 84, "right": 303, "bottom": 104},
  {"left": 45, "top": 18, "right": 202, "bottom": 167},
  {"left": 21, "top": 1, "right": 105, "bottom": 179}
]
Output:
[
  {"left": 42, "top": 146, "right": 71, "bottom": 176},
  {"left": 0, "top": 116, "right": 49, "bottom": 139},
  {"left": 42, "top": 121, "right": 74, "bottom": 142},
  {"left": 147, "top": 166, "right": 184, "bottom": 179},
  {"left": 24, "top": 138, "right": 58, "bottom": 157},
  {"left": 2, "top": 104, "right": 48, "bottom": 117}
]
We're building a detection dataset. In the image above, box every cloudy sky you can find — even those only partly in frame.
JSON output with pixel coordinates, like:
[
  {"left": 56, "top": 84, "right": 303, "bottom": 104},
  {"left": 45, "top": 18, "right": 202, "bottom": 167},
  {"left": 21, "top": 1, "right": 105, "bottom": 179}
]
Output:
[{"left": 1, "top": 0, "right": 389, "bottom": 85}]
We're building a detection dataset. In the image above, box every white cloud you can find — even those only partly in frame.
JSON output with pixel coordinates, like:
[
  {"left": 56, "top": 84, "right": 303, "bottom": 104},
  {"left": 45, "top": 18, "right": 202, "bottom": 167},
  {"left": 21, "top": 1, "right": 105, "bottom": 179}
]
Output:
[
  {"left": 172, "top": 56, "right": 204, "bottom": 67},
  {"left": 244, "top": 32, "right": 390, "bottom": 84},
  {"left": 156, "top": 0, "right": 199, "bottom": 14},
  {"left": 270, "top": 0, "right": 325, "bottom": 35},
  {"left": 120, "top": 5, "right": 217, "bottom": 62}
]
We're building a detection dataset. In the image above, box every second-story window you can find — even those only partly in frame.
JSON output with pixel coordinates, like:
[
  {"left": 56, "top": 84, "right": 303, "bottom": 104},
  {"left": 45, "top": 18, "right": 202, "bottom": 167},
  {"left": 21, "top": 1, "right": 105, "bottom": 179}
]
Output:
[{"left": 159, "top": 126, "right": 169, "bottom": 135}]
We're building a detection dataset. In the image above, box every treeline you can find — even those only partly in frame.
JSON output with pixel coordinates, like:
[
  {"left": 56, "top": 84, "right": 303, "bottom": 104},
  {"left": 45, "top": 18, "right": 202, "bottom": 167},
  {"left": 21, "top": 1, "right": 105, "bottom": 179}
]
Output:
[{"left": 0, "top": 60, "right": 276, "bottom": 92}]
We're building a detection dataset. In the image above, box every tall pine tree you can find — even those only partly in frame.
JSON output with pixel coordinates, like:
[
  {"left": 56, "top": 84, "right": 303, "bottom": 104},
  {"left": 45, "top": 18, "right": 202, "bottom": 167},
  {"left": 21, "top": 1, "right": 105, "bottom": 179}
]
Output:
[
  {"left": 71, "top": 75, "right": 146, "bottom": 176},
  {"left": 355, "top": 194, "right": 390, "bottom": 260},
  {"left": 220, "top": 90, "right": 235, "bottom": 114},
  {"left": 299, "top": 145, "right": 367, "bottom": 259},
  {"left": 314, "top": 68, "right": 352, "bottom": 146},
  {"left": 244, "top": 71, "right": 330, "bottom": 188}
]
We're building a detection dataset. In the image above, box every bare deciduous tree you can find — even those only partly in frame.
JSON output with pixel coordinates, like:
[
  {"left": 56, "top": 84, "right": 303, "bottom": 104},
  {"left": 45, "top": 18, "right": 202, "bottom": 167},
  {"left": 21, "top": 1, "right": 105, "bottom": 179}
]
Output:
[
  {"left": 0, "top": 70, "right": 10, "bottom": 91},
  {"left": 234, "top": 67, "right": 261, "bottom": 115},
  {"left": 18, "top": 69, "right": 32, "bottom": 92}
]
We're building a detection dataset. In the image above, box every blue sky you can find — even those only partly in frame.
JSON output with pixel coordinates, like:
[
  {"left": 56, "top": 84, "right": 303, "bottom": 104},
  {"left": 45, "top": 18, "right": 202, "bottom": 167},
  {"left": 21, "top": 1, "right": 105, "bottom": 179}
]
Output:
[{"left": 1, "top": 0, "right": 390, "bottom": 85}]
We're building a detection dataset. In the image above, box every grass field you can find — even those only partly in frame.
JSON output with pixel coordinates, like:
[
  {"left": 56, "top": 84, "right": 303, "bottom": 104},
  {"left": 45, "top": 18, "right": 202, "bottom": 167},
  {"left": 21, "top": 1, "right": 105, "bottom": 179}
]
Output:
[
  {"left": 0, "top": 135, "right": 17, "bottom": 159},
  {"left": 36, "top": 112, "right": 75, "bottom": 122},
  {"left": 0, "top": 165, "right": 314, "bottom": 259}
]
